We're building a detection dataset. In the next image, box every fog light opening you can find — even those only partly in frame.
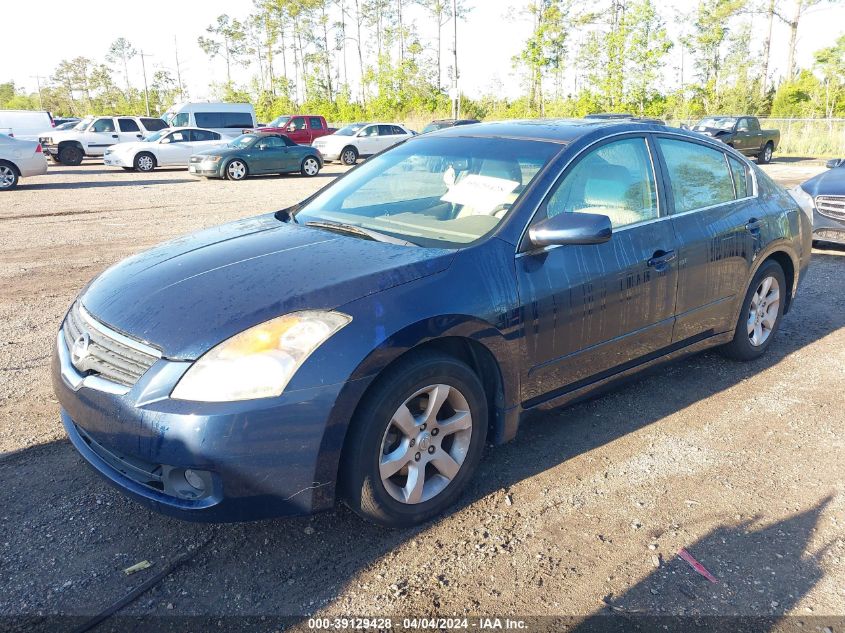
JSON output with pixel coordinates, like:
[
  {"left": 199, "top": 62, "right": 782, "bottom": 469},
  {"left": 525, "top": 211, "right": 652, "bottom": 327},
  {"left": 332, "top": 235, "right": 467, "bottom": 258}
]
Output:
[{"left": 184, "top": 468, "right": 205, "bottom": 491}]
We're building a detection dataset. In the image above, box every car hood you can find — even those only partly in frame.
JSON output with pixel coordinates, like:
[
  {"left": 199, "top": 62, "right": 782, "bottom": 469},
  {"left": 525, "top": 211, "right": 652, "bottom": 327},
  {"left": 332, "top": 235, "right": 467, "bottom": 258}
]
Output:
[
  {"left": 80, "top": 214, "right": 454, "bottom": 359},
  {"left": 800, "top": 167, "right": 845, "bottom": 197},
  {"left": 108, "top": 141, "right": 148, "bottom": 153},
  {"left": 192, "top": 145, "right": 240, "bottom": 158},
  {"left": 693, "top": 127, "right": 732, "bottom": 137},
  {"left": 42, "top": 129, "right": 79, "bottom": 142}
]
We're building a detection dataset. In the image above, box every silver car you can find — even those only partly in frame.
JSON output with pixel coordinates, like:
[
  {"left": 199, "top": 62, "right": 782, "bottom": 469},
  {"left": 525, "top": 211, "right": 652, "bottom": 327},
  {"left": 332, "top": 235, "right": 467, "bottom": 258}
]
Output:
[{"left": 0, "top": 134, "right": 48, "bottom": 191}]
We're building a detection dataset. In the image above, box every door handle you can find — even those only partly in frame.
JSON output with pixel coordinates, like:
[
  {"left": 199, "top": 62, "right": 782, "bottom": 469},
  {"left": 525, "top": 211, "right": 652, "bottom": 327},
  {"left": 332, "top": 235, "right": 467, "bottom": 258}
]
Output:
[
  {"left": 647, "top": 250, "right": 676, "bottom": 269},
  {"left": 111, "top": 134, "right": 119, "bottom": 138},
  {"left": 745, "top": 218, "right": 762, "bottom": 232}
]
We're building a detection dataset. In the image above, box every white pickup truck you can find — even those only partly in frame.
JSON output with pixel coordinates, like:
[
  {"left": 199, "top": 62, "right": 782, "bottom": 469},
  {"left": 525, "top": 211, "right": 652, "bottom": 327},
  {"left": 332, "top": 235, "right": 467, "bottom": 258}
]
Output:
[{"left": 39, "top": 115, "right": 168, "bottom": 165}]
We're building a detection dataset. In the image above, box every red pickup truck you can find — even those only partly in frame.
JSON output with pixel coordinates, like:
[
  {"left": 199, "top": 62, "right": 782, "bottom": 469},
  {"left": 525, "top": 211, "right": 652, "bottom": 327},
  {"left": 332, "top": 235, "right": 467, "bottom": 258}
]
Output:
[{"left": 254, "top": 115, "right": 336, "bottom": 145}]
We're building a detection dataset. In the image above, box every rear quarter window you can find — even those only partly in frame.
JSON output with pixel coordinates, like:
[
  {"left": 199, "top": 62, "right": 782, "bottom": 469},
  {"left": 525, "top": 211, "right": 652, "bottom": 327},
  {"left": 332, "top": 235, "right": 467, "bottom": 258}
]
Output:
[{"left": 729, "top": 156, "right": 751, "bottom": 198}]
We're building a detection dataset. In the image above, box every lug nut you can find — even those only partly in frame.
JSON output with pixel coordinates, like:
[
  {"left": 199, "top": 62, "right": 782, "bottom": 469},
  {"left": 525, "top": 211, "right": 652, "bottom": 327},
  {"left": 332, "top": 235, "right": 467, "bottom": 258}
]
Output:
[
  {"left": 415, "top": 452, "right": 421, "bottom": 461},
  {"left": 410, "top": 438, "right": 416, "bottom": 447},
  {"left": 420, "top": 424, "right": 427, "bottom": 431},
  {"left": 431, "top": 428, "right": 439, "bottom": 436},
  {"left": 428, "top": 446, "right": 435, "bottom": 454}
]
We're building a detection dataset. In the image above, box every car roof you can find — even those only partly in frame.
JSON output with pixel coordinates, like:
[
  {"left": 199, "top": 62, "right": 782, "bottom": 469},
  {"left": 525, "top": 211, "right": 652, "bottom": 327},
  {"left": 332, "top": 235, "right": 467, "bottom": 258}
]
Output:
[{"left": 424, "top": 118, "right": 680, "bottom": 144}]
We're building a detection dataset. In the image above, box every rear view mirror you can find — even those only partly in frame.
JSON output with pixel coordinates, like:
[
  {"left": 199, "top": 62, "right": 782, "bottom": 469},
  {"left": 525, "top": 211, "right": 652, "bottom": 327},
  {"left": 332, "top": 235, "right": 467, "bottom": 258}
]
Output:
[
  {"left": 826, "top": 158, "right": 843, "bottom": 169},
  {"left": 528, "top": 212, "right": 612, "bottom": 248}
]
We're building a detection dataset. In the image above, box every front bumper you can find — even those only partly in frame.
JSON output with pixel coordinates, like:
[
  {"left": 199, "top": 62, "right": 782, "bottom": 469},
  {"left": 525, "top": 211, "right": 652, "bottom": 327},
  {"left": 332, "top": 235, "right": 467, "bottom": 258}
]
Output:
[
  {"left": 188, "top": 161, "right": 223, "bottom": 178},
  {"left": 813, "top": 207, "right": 845, "bottom": 245},
  {"left": 52, "top": 330, "right": 367, "bottom": 522},
  {"left": 41, "top": 144, "right": 59, "bottom": 158},
  {"left": 313, "top": 148, "right": 338, "bottom": 161},
  {"left": 103, "top": 153, "right": 131, "bottom": 167}
]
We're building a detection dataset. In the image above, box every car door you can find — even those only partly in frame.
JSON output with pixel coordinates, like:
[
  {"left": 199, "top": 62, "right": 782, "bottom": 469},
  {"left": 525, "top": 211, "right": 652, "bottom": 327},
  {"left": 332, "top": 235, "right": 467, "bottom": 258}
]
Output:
[
  {"left": 356, "top": 125, "right": 380, "bottom": 155},
  {"left": 86, "top": 118, "right": 119, "bottom": 155},
  {"left": 117, "top": 118, "right": 144, "bottom": 143},
  {"left": 653, "top": 136, "right": 759, "bottom": 341},
  {"left": 251, "top": 136, "right": 287, "bottom": 172},
  {"left": 307, "top": 117, "right": 325, "bottom": 144},
  {"left": 156, "top": 130, "right": 192, "bottom": 165},
  {"left": 286, "top": 117, "right": 307, "bottom": 144},
  {"left": 516, "top": 135, "right": 679, "bottom": 405}
]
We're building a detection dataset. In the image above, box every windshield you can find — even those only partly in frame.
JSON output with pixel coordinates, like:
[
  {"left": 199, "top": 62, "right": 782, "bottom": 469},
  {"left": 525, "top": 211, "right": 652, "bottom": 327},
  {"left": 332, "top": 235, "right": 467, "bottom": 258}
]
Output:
[
  {"left": 294, "top": 136, "right": 560, "bottom": 248},
  {"left": 73, "top": 117, "right": 93, "bottom": 131},
  {"left": 144, "top": 130, "right": 167, "bottom": 143},
  {"left": 228, "top": 134, "right": 257, "bottom": 148},
  {"left": 422, "top": 122, "right": 451, "bottom": 134},
  {"left": 696, "top": 117, "right": 736, "bottom": 131},
  {"left": 268, "top": 116, "right": 291, "bottom": 128},
  {"left": 162, "top": 111, "right": 176, "bottom": 126},
  {"left": 334, "top": 123, "right": 366, "bottom": 136}
]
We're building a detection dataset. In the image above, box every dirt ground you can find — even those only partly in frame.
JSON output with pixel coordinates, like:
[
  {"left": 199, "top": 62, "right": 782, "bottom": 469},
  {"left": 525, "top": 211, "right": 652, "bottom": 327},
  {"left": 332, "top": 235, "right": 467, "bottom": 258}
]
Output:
[{"left": 0, "top": 157, "right": 843, "bottom": 632}]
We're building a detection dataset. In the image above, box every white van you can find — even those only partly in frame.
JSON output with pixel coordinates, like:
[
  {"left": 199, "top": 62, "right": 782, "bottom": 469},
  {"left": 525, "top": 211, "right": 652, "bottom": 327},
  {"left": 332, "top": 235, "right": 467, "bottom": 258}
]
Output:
[
  {"left": 161, "top": 102, "right": 256, "bottom": 137},
  {"left": 0, "top": 110, "right": 53, "bottom": 141}
]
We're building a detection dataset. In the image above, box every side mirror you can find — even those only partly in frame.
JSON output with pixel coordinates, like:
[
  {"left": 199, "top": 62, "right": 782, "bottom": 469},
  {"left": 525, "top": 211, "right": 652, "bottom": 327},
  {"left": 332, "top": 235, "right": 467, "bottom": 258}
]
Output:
[
  {"left": 160, "top": 137, "right": 171, "bottom": 144},
  {"left": 528, "top": 212, "right": 612, "bottom": 248},
  {"left": 825, "top": 158, "right": 843, "bottom": 169}
]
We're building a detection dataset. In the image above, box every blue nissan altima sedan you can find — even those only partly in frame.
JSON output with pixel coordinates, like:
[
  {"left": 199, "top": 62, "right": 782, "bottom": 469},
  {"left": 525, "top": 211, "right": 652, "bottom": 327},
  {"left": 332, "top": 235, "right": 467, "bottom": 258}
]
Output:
[{"left": 52, "top": 120, "right": 812, "bottom": 527}]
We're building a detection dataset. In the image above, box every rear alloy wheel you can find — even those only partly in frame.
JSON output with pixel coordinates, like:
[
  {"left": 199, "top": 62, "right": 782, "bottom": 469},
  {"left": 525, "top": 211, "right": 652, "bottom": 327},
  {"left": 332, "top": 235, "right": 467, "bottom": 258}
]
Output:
[
  {"left": 301, "top": 156, "right": 320, "bottom": 177},
  {"left": 58, "top": 145, "right": 83, "bottom": 166},
  {"left": 134, "top": 152, "right": 155, "bottom": 172},
  {"left": 0, "top": 164, "right": 19, "bottom": 191},
  {"left": 721, "top": 260, "right": 786, "bottom": 361},
  {"left": 225, "top": 159, "right": 248, "bottom": 181},
  {"left": 340, "top": 146, "right": 358, "bottom": 166},
  {"left": 341, "top": 351, "right": 487, "bottom": 527},
  {"left": 758, "top": 142, "right": 773, "bottom": 164}
]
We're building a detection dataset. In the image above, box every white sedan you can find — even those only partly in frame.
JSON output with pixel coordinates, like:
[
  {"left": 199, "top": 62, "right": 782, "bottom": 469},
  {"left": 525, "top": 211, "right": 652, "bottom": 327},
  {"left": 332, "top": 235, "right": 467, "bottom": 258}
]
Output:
[
  {"left": 103, "top": 127, "right": 228, "bottom": 172},
  {"left": 0, "top": 134, "right": 48, "bottom": 191},
  {"left": 312, "top": 123, "right": 415, "bottom": 165}
]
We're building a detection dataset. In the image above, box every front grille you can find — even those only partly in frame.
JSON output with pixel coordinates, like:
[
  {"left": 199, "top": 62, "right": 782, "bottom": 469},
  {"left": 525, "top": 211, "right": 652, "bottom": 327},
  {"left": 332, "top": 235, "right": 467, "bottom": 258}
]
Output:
[
  {"left": 816, "top": 195, "right": 845, "bottom": 222},
  {"left": 62, "top": 302, "right": 159, "bottom": 388}
]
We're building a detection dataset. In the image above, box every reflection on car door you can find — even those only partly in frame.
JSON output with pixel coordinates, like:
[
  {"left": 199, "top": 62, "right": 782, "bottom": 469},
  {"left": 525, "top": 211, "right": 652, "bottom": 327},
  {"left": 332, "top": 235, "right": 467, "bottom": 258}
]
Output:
[
  {"left": 252, "top": 136, "right": 287, "bottom": 172},
  {"left": 356, "top": 125, "right": 380, "bottom": 155},
  {"left": 157, "top": 130, "right": 193, "bottom": 165},
  {"left": 516, "top": 135, "right": 679, "bottom": 406},
  {"left": 654, "top": 136, "right": 759, "bottom": 341}
]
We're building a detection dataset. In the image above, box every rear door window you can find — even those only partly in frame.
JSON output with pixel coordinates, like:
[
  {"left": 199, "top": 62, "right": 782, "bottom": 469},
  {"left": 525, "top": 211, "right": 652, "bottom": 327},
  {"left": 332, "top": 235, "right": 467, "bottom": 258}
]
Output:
[
  {"left": 657, "top": 138, "right": 735, "bottom": 213},
  {"left": 190, "top": 129, "right": 220, "bottom": 142},
  {"left": 308, "top": 117, "right": 323, "bottom": 129},
  {"left": 118, "top": 118, "right": 140, "bottom": 132},
  {"left": 378, "top": 125, "right": 395, "bottom": 136},
  {"left": 141, "top": 118, "right": 167, "bottom": 131}
]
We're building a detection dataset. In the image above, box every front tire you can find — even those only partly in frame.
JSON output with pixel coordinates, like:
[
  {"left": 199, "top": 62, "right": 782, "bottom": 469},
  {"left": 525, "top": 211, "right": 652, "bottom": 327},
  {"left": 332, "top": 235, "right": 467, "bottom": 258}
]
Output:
[
  {"left": 134, "top": 152, "right": 156, "bottom": 172},
  {"left": 0, "top": 162, "right": 19, "bottom": 191},
  {"left": 720, "top": 260, "right": 786, "bottom": 361},
  {"left": 340, "top": 146, "right": 358, "bottom": 166},
  {"left": 340, "top": 351, "right": 488, "bottom": 528},
  {"left": 758, "top": 142, "right": 774, "bottom": 164},
  {"left": 301, "top": 156, "right": 321, "bottom": 177},
  {"left": 58, "top": 145, "right": 83, "bottom": 166},
  {"left": 225, "top": 159, "right": 248, "bottom": 181}
]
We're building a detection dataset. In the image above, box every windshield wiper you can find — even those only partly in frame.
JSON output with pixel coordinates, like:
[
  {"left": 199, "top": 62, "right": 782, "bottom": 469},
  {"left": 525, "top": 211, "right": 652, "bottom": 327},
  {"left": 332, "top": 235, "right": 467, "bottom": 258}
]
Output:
[{"left": 304, "top": 220, "right": 417, "bottom": 246}]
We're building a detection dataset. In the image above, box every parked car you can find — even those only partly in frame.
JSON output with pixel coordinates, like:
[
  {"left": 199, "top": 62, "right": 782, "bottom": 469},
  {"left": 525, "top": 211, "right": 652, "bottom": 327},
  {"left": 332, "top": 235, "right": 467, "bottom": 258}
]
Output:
[
  {"left": 162, "top": 102, "right": 256, "bottom": 137},
  {"left": 690, "top": 116, "right": 780, "bottom": 163},
  {"left": 188, "top": 132, "right": 322, "bottom": 180},
  {"left": 421, "top": 119, "right": 481, "bottom": 133},
  {"left": 792, "top": 157, "right": 845, "bottom": 246},
  {"left": 52, "top": 120, "right": 810, "bottom": 527},
  {"left": 254, "top": 115, "right": 337, "bottom": 145},
  {"left": 40, "top": 116, "right": 168, "bottom": 165},
  {"left": 0, "top": 134, "right": 48, "bottom": 190},
  {"left": 103, "top": 128, "right": 228, "bottom": 172},
  {"left": 313, "top": 122, "right": 415, "bottom": 165},
  {"left": 0, "top": 109, "right": 53, "bottom": 140}
]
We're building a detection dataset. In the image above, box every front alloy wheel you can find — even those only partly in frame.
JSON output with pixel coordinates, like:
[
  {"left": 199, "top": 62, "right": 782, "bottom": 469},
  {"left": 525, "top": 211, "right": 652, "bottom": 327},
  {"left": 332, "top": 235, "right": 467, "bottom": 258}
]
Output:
[
  {"left": 226, "top": 160, "right": 247, "bottom": 181},
  {"left": 341, "top": 351, "right": 487, "bottom": 527},
  {"left": 379, "top": 384, "right": 473, "bottom": 504},
  {"left": 341, "top": 147, "right": 358, "bottom": 166},
  {"left": 134, "top": 153, "right": 155, "bottom": 172}
]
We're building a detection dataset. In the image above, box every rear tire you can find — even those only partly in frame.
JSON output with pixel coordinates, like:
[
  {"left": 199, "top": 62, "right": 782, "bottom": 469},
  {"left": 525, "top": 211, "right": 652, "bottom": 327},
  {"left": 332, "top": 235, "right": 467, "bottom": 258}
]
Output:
[
  {"left": 58, "top": 145, "right": 83, "bottom": 166},
  {"left": 720, "top": 260, "right": 786, "bottom": 361},
  {"left": 301, "top": 156, "right": 321, "bottom": 177},
  {"left": 0, "top": 162, "right": 19, "bottom": 191},
  {"left": 134, "top": 152, "right": 156, "bottom": 172},
  {"left": 340, "top": 146, "right": 358, "bottom": 166},
  {"left": 340, "top": 351, "right": 488, "bottom": 528},
  {"left": 758, "top": 142, "right": 773, "bottom": 164}
]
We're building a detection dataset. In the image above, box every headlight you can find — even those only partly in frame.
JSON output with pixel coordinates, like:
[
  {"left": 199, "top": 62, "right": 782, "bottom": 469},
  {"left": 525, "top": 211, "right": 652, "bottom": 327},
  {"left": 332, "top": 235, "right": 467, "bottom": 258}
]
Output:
[
  {"left": 171, "top": 311, "right": 351, "bottom": 402},
  {"left": 788, "top": 185, "right": 814, "bottom": 225},
  {"left": 202, "top": 155, "right": 222, "bottom": 162}
]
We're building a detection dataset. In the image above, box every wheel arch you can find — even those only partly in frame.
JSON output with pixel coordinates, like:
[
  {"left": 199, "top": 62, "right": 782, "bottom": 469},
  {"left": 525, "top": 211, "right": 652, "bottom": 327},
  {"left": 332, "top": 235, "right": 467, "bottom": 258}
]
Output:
[
  {"left": 763, "top": 249, "right": 796, "bottom": 314},
  {"left": 135, "top": 151, "right": 157, "bottom": 168},
  {"left": 0, "top": 158, "right": 21, "bottom": 175},
  {"left": 57, "top": 139, "right": 84, "bottom": 152}
]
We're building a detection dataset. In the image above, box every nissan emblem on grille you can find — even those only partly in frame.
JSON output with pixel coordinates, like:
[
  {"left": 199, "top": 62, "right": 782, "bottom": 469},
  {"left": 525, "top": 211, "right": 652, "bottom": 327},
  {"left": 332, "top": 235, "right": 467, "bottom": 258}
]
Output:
[{"left": 71, "top": 332, "right": 91, "bottom": 369}]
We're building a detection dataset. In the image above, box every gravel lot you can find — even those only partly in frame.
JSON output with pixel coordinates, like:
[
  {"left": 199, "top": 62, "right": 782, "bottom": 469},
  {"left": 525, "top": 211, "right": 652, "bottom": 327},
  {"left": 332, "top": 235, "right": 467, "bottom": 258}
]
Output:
[{"left": 1, "top": 158, "right": 843, "bottom": 631}]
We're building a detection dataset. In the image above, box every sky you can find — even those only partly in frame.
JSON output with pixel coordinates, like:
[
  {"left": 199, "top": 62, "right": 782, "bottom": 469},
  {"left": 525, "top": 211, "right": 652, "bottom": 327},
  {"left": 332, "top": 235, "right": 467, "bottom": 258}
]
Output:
[{"left": 3, "top": 0, "right": 844, "bottom": 105}]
